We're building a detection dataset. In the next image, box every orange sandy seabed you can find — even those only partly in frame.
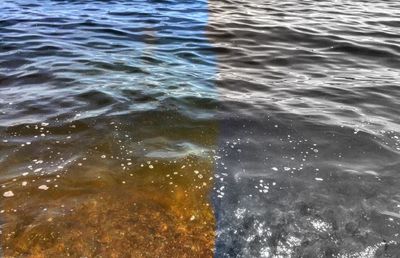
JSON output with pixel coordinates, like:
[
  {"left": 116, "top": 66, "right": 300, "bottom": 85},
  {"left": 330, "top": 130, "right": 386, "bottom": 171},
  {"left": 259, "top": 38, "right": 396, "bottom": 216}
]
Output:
[{"left": 1, "top": 157, "right": 215, "bottom": 257}]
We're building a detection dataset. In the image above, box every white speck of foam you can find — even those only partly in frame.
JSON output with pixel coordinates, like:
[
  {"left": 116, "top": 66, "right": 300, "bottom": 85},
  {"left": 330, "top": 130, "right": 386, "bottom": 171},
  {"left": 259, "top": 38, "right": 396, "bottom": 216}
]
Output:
[
  {"left": 3, "top": 191, "right": 14, "bottom": 197},
  {"left": 38, "top": 185, "right": 49, "bottom": 190}
]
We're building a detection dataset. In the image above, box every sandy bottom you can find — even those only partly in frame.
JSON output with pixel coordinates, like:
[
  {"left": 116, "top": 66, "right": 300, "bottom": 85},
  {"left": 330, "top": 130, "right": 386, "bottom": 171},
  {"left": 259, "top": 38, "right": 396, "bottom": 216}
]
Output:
[{"left": 1, "top": 157, "right": 215, "bottom": 257}]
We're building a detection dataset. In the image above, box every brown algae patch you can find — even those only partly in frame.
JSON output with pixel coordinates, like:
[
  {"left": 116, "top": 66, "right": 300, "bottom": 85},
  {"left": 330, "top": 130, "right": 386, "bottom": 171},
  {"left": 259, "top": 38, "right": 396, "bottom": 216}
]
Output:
[{"left": 0, "top": 156, "right": 215, "bottom": 257}]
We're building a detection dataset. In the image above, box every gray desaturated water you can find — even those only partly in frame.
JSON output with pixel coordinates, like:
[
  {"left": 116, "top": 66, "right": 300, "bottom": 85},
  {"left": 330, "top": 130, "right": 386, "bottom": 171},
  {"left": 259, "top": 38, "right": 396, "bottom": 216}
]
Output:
[
  {"left": 1, "top": 0, "right": 400, "bottom": 257},
  {"left": 210, "top": 1, "right": 400, "bottom": 257}
]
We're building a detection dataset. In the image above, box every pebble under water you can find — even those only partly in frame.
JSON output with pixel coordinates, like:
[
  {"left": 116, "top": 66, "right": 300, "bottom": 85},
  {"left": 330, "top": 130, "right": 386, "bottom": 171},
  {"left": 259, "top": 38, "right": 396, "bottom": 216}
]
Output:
[{"left": 1, "top": 0, "right": 400, "bottom": 257}]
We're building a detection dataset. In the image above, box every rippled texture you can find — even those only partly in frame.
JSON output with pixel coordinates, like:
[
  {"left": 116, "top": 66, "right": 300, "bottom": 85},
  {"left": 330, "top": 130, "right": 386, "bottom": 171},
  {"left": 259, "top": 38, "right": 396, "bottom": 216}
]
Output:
[
  {"left": 1, "top": 0, "right": 217, "bottom": 256},
  {"left": 209, "top": 0, "right": 400, "bottom": 257},
  {"left": 1, "top": 0, "right": 400, "bottom": 257}
]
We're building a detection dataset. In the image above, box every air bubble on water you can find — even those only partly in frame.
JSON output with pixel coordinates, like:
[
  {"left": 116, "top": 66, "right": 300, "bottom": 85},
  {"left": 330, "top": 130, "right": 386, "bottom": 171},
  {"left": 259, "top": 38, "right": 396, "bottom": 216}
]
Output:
[
  {"left": 38, "top": 185, "right": 49, "bottom": 190},
  {"left": 3, "top": 191, "right": 14, "bottom": 197}
]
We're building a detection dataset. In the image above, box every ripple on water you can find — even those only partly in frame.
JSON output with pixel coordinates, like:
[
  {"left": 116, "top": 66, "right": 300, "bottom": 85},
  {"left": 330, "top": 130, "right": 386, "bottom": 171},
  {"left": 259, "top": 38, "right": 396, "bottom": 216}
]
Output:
[{"left": 1, "top": 0, "right": 400, "bottom": 257}]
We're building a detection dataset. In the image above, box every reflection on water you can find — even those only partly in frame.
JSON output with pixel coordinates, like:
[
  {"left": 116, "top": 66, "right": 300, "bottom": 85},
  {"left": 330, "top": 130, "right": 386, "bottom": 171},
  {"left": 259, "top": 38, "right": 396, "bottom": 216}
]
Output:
[
  {"left": 208, "top": 0, "right": 400, "bottom": 257},
  {"left": 0, "top": 0, "right": 217, "bottom": 256},
  {"left": 2, "top": 0, "right": 400, "bottom": 257}
]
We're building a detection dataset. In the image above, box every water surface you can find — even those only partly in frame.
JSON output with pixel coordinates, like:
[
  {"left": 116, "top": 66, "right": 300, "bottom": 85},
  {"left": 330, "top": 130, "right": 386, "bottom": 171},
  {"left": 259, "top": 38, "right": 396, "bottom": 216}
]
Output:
[{"left": 1, "top": 0, "right": 400, "bottom": 257}]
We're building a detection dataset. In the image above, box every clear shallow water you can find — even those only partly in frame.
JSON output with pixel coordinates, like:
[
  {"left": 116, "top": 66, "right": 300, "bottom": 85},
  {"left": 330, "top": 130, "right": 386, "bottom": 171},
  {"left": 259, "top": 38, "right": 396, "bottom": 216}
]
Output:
[{"left": 1, "top": 0, "right": 400, "bottom": 257}]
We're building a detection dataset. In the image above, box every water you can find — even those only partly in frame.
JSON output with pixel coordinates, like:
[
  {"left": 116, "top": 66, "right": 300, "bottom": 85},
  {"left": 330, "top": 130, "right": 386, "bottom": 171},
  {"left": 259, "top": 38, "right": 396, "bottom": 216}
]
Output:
[{"left": 1, "top": 0, "right": 400, "bottom": 257}]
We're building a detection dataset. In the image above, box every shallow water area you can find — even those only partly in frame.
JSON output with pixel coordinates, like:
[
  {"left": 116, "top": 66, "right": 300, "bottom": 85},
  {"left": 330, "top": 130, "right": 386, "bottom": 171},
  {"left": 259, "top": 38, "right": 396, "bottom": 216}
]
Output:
[
  {"left": 0, "top": 118, "right": 217, "bottom": 257},
  {"left": 0, "top": 0, "right": 218, "bottom": 256},
  {"left": 208, "top": 0, "right": 400, "bottom": 257},
  {"left": 2, "top": 0, "right": 400, "bottom": 257}
]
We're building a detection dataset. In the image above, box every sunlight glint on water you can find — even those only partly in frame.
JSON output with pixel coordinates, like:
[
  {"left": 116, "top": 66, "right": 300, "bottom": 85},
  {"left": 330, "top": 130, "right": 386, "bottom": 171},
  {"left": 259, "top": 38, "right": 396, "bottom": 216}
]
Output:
[{"left": 0, "top": 0, "right": 218, "bottom": 256}]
